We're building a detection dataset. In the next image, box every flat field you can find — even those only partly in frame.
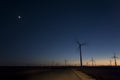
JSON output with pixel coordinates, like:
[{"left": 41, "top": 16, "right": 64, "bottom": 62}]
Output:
[
  {"left": 79, "top": 66, "right": 120, "bottom": 80},
  {"left": 1, "top": 66, "right": 120, "bottom": 80}
]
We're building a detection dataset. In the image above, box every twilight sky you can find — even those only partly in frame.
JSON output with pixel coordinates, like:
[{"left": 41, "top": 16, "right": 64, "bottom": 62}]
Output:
[{"left": 1, "top": 0, "right": 120, "bottom": 66}]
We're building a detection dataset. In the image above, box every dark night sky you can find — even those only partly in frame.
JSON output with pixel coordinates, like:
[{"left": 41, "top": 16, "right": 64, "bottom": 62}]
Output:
[{"left": 1, "top": 0, "right": 120, "bottom": 66}]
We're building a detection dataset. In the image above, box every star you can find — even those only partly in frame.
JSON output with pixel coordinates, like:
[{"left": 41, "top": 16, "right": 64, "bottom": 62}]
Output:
[{"left": 18, "top": 16, "right": 22, "bottom": 19}]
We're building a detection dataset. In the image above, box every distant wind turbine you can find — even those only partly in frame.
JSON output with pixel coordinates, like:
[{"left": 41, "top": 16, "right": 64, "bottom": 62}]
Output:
[
  {"left": 77, "top": 41, "right": 86, "bottom": 67},
  {"left": 111, "top": 53, "right": 118, "bottom": 66},
  {"left": 65, "top": 59, "right": 67, "bottom": 66},
  {"left": 90, "top": 57, "right": 95, "bottom": 66},
  {"left": 109, "top": 60, "right": 112, "bottom": 66}
]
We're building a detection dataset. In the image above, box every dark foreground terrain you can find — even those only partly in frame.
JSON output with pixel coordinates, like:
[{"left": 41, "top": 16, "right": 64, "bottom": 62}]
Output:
[
  {"left": 79, "top": 66, "right": 120, "bottom": 80},
  {"left": 0, "top": 66, "right": 120, "bottom": 80},
  {"left": 0, "top": 66, "right": 80, "bottom": 80}
]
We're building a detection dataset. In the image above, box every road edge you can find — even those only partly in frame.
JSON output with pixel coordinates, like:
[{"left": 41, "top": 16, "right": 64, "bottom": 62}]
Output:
[{"left": 72, "top": 69, "right": 96, "bottom": 80}]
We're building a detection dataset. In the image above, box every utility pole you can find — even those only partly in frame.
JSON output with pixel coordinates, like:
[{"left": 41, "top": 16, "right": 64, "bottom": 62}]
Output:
[
  {"left": 77, "top": 41, "right": 86, "bottom": 67},
  {"left": 112, "top": 53, "right": 118, "bottom": 66}
]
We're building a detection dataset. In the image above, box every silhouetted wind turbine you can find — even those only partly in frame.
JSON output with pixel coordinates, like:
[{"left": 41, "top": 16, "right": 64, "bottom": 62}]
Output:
[
  {"left": 112, "top": 53, "right": 118, "bottom": 66},
  {"left": 77, "top": 41, "right": 86, "bottom": 67},
  {"left": 109, "top": 60, "right": 112, "bottom": 66},
  {"left": 86, "top": 62, "right": 89, "bottom": 66},
  {"left": 65, "top": 59, "right": 67, "bottom": 66},
  {"left": 90, "top": 57, "right": 95, "bottom": 66}
]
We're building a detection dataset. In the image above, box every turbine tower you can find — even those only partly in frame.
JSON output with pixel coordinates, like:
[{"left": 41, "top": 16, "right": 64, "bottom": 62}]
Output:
[
  {"left": 65, "top": 59, "right": 67, "bottom": 66},
  {"left": 77, "top": 41, "right": 86, "bottom": 67},
  {"left": 90, "top": 57, "right": 95, "bottom": 66},
  {"left": 112, "top": 53, "right": 118, "bottom": 66},
  {"left": 86, "top": 62, "right": 89, "bottom": 66},
  {"left": 109, "top": 60, "right": 112, "bottom": 66}
]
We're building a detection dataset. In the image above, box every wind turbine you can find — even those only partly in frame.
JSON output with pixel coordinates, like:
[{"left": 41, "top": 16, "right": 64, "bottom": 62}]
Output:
[
  {"left": 77, "top": 41, "right": 86, "bottom": 67},
  {"left": 109, "top": 60, "right": 112, "bottom": 66},
  {"left": 111, "top": 53, "right": 118, "bottom": 66},
  {"left": 65, "top": 59, "right": 67, "bottom": 66},
  {"left": 90, "top": 57, "right": 95, "bottom": 66},
  {"left": 86, "top": 62, "right": 89, "bottom": 66}
]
